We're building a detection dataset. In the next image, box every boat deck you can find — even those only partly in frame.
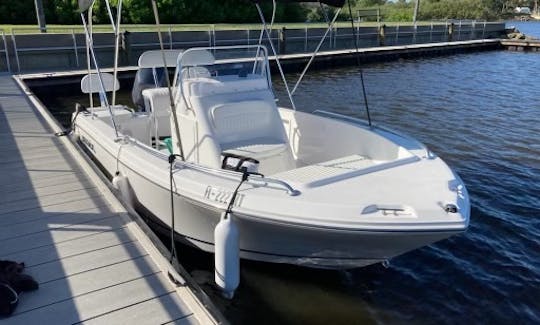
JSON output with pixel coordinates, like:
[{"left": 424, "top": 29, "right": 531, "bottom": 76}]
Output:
[{"left": 0, "top": 74, "right": 218, "bottom": 324}]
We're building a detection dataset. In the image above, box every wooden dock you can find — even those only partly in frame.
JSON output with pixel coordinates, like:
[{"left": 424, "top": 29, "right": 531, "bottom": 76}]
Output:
[
  {"left": 500, "top": 39, "right": 540, "bottom": 52},
  {"left": 19, "top": 39, "right": 504, "bottom": 85},
  {"left": 0, "top": 74, "right": 221, "bottom": 324}
]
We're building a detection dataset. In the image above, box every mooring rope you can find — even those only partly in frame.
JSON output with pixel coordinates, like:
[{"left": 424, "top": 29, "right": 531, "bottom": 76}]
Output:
[{"left": 168, "top": 154, "right": 182, "bottom": 268}]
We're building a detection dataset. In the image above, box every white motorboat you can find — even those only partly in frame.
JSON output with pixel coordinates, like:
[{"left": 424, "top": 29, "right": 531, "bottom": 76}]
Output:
[
  {"left": 71, "top": 0, "right": 469, "bottom": 297},
  {"left": 74, "top": 44, "right": 469, "bottom": 266}
]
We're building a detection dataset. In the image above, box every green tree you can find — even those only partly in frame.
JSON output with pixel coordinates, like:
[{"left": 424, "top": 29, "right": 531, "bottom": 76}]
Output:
[{"left": 0, "top": 2, "right": 35, "bottom": 24}]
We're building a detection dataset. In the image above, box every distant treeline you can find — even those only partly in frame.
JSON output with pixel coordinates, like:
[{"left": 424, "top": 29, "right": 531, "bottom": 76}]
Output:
[
  {"left": 351, "top": 0, "right": 535, "bottom": 22},
  {"left": 0, "top": 0, "right": 534, "bottom": 25},
  {"left": 0, "top": 0, "right": 306, "bottom": 24}
]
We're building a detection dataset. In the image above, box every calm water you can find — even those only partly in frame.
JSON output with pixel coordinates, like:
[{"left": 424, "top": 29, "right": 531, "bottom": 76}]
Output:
[
  {"left": 265, "top": 51, "right": 540, "bottom": 324},
  {"left": 33, "top": 34, "right": 540, "bottom": 323},
  {"left": 508, "top": 20, "right": 540, "bottom": 37}
]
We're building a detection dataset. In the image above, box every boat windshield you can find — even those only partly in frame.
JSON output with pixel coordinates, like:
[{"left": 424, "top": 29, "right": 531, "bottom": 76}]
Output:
[{"left": 173, "top": 45, "right": 271, "bottom": 90}]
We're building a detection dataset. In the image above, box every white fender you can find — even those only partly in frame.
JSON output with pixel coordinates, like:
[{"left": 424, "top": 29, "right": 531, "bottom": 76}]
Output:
[
  {"left": 112, "top": 173, "right": 135, "bottom": 208},
  {"left": 112, "top": 173, "right": 122, "bottom": 190},
  {"left": 214, "top": 212, "right": 240, "bottom": 299}
]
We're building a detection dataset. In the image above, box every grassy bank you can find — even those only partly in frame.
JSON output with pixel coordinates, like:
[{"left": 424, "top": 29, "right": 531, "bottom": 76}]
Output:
[{"left": 0, "top": 21, "right": 464, "bottom": 34}]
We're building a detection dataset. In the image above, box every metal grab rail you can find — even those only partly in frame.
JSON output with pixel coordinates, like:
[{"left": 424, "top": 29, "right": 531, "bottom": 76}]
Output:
[
  {"left": 247, "top": 175, "right": 301, "bottom": 196},
  {"left": 126, "top": 135, "right": 301, "bottom": 196},
  {"left": 182, "top": 161, "right": 301, "bottom": 196}
]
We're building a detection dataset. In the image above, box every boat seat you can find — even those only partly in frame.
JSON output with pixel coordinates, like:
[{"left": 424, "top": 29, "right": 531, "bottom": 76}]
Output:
[
  {"left": 222, "top": 138, "right": 289, "bottom": 160},
  {"left": 211, "top": 100, "right": 295, "bottom": 175},
  {"left": 142, "top": 87, "right": 172, "bottom": 145},
  {"left": 143, "top": 87, "right": 170, "bottom": 116},
  {"left": 182, "top": 66, "right": 212, "bottom": 79},
  {"left": 185, "top": 75, "right": 268, "bottom": 98}
]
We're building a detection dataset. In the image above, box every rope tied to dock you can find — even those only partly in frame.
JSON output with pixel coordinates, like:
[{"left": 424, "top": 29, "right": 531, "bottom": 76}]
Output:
[
  {"left": 167, "top": 154, "right": 183, "bottom": 281},
  {"left": 55, "top": 103, "right": 87, "bottom": 137}
]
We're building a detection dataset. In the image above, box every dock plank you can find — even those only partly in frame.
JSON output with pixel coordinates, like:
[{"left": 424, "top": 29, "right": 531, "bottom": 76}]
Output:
[
  {"left": 81, "top": 292, "right": 196, "bottom": 325},
  {"left": 0, "top": 186, "right": 103, "bottom": 216},
  {"left": 0, "top": 216, "right": 125, "bottom": 256},
  {"left": 9, "top": 273, "right": 188, "bottom": 325},
  {"left": 0, "top": 177, "right": 96, "bottom": 205},
  {"left": 13, "top": 257, "right": 163, "bottom": 316},
  {"left": 0, "top": 74, "right": 214, "bottom": 324},
  {"left": 0, "top": 145, "right": 72, "bottom": 164},
  {"left": 27, "top": 241, "right": 148, "bottom": 284},
  {"left": 2, "top": 227, "right": 135, "bottom": 267},
  {"left": 0, "top": 170, "right": 85, "bottom": 194},
  {"left": 0, "top": 204, "right": 115, "bottom": 240},
  {"left": 0, "top": 196, "right": 110, "bottom": 227},
  {"left": 0, "top": 168, "right": 84, "bottom": 185}
]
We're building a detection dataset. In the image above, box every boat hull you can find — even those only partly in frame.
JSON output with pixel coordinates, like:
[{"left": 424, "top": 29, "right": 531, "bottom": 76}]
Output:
[
  {"left": 143, "top": 203, "right": 461, "bottom": 269},
  {"left": 75, "top": 113, "right": 467, "bottom": 270}
]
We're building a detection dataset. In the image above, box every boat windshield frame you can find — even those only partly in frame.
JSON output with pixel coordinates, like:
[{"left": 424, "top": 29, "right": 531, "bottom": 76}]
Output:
[{"left": 172, "top": 44, "right": 273, "bottom": 99}]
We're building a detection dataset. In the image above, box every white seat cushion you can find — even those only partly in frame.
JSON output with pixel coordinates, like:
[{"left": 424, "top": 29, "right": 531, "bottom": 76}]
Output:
[
  {"left": 185, "top": 75, "right": 268, "bottom": 98},
  {"left": 142, "top": 87, "right": 171, "bottom": 117},
  {"left": 222, "top": 138, "right": 288, "bottom": 160}
]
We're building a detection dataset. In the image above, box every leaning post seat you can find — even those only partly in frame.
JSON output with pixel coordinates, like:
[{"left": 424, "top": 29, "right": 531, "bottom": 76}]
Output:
[
  {"left": 173, "top": 49, "right": 295, "bottom": 175},
  {"left": 142, "top": 87, "right": 173, "bottom": 150},
  {"left": 132, "top": 50, "right": 184, "bottom": 110},
  {"left": 80, "top": 72, "right": 121, "bottom": 108},
  {"left": 211, "top": 100, "right": 295, "bottom": 175}
]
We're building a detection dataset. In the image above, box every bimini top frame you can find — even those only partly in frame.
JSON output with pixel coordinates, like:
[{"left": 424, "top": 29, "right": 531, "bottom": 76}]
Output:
[
  {"left": 250, "top": 0, "right": 345, "bottom": 8},
  {"left": 251, "top": 0, "right": 345, "bottom": 110}
]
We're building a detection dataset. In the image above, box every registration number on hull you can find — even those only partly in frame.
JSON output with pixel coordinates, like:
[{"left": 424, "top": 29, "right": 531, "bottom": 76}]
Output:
[
  {"left": 204, "top": 186, "right": 244, "bottom": 207},
  {"left": 80, "top": 135, "right": 95, "bottom": 153}
]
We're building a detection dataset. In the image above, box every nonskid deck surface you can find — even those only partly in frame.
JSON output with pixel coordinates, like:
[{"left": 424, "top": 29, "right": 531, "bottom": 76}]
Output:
[
  {"left": 0, "top": 75, "right": 215, "bottom": 324},
  {"left": 273, "top": 154, "right": 377, "bottom": 184}
]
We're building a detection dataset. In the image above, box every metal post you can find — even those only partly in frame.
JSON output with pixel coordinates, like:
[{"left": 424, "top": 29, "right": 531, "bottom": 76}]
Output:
[
  {"left": 212, "top": 25, "right": 216, "bottom": 47},
  {"left": 430, "top": 21, "right": 433, "bottom": 42},
  {"left": 81, "top": 13, "right": 120, "bottom": 138},
  {"left": 10, "top": 31, "right": 21, "bottom": 73},
  {"left": 111, "top": 0, "right": 123, "bottom": 107},
  {"left": 104, "top": 0, "right": 117, "bottom": 30},
  {"left": 413, "top": 24, "right": 417, "bottom": 44},
  {"left": 470, "top": 21, "right": 475, "bottom": 40},
  {"left": 291, "top": 8, "right": 342, "bottom": 96},
  {"left": 279, "top": 27, "right": 286, "bottom": 54},
  {"left": 1, "top": 31, "right": 11, "bottom": 73},
  {"left": 150, "top": 0, "right": 184, "bottom": 160},
  {"left": 329, "top": 26, "right": 333, "bottom": 49},
  {"left": 395, "top": 24, "right": 399, "bottom": 45},
  {"left": 482, "top": 21, "right": 486, "bottom": 39},
  {"left": 255, "top": 3, "right": 296, "bottom": 110},
  {"left": 87, "top": 8, "right": 94, "bottom": 110},
  {"left": 413, "top": 0, "right": 420, "bottom": 25},
  {"left": 333, "top": 25, "right": 337, "bottom": 49},
  {"left": 378, "top": 24, "right": 385, "bottom": 46},
  {"left": 356, "top": 23, "right": 360, "bottom": 48},
  {"left": 458, "top": 20, "right": 462, "bottom": 41},
  {"left": 71, "top": 29, "right": 80, "bottom": 67},
  {"left": 34, "top": 0, "right": 47, "bottom": 33},
  {"left": 247, "top": 29, "right": 250, "bottom": 46},
  {"left": 304, "top": 25, "right": 308, "bottom": 52},
  {"left": 168, "top": 26, "right": 173, "bottom": 49}
]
